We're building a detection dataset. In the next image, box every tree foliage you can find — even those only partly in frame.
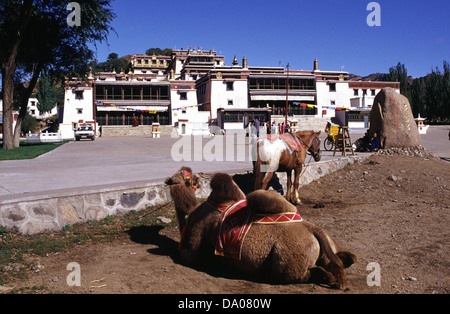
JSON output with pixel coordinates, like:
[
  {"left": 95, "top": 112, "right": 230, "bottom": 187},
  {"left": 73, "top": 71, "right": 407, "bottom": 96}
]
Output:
[
  {"left": 36, "top": 71, "right": 58, "bottom": 114},
  {"left": 145, "top": 48, "right": 173, "bottom": 56},
  {"left": 94, "top": 52, "right": 130, "bottom": 73},
  {"left": 1, "top": 0, "right": 116, "bottom": 149},
  {"left": 383, "top": 61, "right": 450, "bottom": 123}
]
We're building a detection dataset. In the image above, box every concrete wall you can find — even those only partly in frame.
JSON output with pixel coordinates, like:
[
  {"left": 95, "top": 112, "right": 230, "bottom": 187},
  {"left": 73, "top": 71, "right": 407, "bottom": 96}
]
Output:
[{"left": 0, "top": 154, "right": 369, "bottom": 235}]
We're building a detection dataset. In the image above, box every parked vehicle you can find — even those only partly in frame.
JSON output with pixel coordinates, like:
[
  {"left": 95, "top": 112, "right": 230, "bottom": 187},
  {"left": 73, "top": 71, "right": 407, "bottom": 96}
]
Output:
[{"left": 75, "top": 124, "right": 95, "bottom": 141}]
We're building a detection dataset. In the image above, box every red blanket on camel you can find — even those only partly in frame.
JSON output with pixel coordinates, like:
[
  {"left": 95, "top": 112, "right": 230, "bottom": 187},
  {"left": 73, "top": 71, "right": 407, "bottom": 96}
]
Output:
[{"left": 214, "top": 200, "right": 302, "bottom": 260}]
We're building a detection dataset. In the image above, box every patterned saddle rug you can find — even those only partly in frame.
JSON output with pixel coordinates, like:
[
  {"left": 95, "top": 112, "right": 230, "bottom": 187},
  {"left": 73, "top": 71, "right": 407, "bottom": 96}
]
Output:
[
  {"left": 264, "top": 133, "right": 303, "bottom": 153},
  {"left": 215, "top": 200, "right": 302, "bottom": 260}
]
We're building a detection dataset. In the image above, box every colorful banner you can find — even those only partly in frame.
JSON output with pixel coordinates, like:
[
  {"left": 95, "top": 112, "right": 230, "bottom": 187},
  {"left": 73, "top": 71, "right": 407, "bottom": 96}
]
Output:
[
  {"left": 96, "top": 101, "right": 159, "bottom": 114},
  {"left": 292, "top": 102, "right": 350, "bottom": 110}
]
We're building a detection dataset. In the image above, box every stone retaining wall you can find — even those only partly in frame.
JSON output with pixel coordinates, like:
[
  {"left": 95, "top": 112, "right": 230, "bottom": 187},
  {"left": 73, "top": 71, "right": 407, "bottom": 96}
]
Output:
[
  {"left": 0, "top": 154, "right": 370, "bottom": 235},
  {"left": 101, "top": 125, "right": 173, "bottom": 137}
]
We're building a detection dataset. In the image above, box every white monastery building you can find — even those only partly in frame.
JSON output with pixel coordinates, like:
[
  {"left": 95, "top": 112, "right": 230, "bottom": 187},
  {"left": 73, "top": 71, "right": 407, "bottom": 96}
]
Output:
[{"left": 59, "top": 47, "right": 400, "bottom": 139}]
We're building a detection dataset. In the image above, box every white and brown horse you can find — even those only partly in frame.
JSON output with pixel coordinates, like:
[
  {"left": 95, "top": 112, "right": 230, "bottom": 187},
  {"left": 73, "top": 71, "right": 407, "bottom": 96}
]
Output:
[{"left": 253, "top": 131, "right": 321, "bottom": 204}]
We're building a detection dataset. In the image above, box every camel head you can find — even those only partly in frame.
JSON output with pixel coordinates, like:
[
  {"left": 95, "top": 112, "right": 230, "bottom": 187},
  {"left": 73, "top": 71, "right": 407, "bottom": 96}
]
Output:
[
  {"left": 165, "top": 167, "right": 200, "bottom": 190},
  {"left": 165, "top": 167, "right": 200, "bottom": 234}
]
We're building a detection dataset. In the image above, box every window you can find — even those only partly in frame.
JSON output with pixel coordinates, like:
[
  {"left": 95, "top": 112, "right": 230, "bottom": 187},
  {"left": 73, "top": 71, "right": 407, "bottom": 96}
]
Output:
[
  {"left": 75, "top": 91, "right": 84, "bottom": 100},
  {"left": 180, "top": 92, "right": 187, "bottom": 100},
  {"left": 31, "top": 101, "right": 36, "bottom": 107},
  {"left": 226, "top": 81, "right": 234, "bottom": 91},
  {"left": 228, "top": 99, "right": 233, "bottom": 106},
  {"left": 329, "top": 83, "right": 336, "bottom": 92},
  {"left": 77, "top": 108, "right": 83, "bottom": 114},
  {"left": 353, "top": 89, "right": 359, "bottom": 96},
  {"left": 371, "top": 89, "right": 376, "bottom": 96}
]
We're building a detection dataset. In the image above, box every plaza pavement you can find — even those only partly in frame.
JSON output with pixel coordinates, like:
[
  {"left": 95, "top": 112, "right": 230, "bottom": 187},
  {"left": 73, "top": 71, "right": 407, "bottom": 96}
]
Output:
[{"left": 0, "top": 126, "right": 449, "bottom": 203}]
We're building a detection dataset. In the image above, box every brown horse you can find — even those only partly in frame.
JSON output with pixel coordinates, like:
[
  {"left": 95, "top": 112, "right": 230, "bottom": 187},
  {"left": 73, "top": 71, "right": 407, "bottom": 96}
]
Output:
[{"left": 253, "top": 130, "right": 321, "bottom": 204}]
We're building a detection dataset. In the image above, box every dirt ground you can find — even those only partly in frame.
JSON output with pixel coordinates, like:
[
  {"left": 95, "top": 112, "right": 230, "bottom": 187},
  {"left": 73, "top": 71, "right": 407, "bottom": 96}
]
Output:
[{"left": 2, "top": 153, "right": 449, "bottom": 294}]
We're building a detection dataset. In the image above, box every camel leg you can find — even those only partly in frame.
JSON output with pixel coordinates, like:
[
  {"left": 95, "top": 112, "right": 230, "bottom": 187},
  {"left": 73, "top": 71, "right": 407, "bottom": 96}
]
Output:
[
  {"left": 292, "top": 166, "right": 302, "bottom": 205},
  {"left": 308, "top": 266, "right": 342, "bottom": 289}
]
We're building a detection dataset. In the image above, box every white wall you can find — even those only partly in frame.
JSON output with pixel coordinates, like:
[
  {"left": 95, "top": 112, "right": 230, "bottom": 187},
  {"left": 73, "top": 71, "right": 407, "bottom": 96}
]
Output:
[
  {"left": 170, "top": 85, "right": 209, "bottom": 135},
  {"left": 60, "top": 87, "right": 94, "bottom": 139},
  {"left": 27, "top": 98, "right": 58, "bottom": 119},
  {"left": 210, "top": 79, "right": 248, "bottom": 120}
]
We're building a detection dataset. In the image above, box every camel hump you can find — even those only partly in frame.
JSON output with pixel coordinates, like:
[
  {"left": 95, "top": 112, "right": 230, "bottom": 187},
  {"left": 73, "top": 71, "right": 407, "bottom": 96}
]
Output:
[
  {"left": 210, "top": 173, "right": 246, "bottom": 203},
  {"left": 247, "top": 190, "right": 297, "bottom": 214}
]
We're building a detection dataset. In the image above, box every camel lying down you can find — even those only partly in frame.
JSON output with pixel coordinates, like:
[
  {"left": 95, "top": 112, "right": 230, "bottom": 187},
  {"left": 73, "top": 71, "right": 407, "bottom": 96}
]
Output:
[{"left": 165, "top": 168, "right": 356, "bottom": 289}]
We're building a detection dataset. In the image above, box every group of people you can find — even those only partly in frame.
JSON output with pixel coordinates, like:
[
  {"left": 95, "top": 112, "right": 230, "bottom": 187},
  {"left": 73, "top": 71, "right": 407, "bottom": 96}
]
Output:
[
  {"left": 249, "top": 118, "right": 293, "bottom": 138},
  {"left": 356, "top": 131, "right": 381, "bottom": 152}
]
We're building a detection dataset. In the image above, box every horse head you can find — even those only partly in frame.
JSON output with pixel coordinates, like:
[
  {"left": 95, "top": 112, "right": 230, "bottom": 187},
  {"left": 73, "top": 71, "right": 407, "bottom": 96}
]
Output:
[
  {"left": 296, "top": 131, "right": 322, "bottom": 162},
  {"left": 309, "top": 131, "right": 322, "bottom": 162}
]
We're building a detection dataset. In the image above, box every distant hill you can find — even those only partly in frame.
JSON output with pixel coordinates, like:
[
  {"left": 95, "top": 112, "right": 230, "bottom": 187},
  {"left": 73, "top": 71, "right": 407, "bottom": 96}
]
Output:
[{"left": 348, "top": 73, "right": 386, "bottom": 81}]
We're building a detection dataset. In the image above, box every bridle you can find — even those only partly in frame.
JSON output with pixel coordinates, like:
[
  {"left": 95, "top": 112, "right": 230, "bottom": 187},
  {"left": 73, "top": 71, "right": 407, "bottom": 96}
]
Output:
[
  {"left": 297, "top": 132, "right": 321, "bottom": 159},
  {"left": 180, "top": 170, "right": 198, "bottom": 191}
]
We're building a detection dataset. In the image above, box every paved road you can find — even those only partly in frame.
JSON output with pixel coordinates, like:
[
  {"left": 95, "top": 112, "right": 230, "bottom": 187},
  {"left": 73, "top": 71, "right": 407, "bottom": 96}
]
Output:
[{"left": 0, "top": 126, "right": 449, "bottom": 201}]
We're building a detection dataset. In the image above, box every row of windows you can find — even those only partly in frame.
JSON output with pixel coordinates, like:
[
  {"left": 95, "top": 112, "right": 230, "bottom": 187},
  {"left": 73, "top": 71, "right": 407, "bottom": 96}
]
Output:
[
  {"left": 249, "top": 78, "right": 315, "bottom": 90},
  {"left": 95, "top": 86, "right": 169, "bottom": 101},
  {"left": 96, "top": 112, "right": 170, "bottom": 126}
]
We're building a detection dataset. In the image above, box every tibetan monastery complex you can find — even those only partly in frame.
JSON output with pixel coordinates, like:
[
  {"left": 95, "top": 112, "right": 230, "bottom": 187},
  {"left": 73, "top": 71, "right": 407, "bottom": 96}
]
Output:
[{"left": 60, "top": 47, "right": 400, "bottom": 138}]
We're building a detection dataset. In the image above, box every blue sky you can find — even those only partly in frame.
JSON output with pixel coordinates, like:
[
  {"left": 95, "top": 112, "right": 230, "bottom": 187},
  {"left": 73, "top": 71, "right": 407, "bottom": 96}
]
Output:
[{"left": 91, "top": 0, "right": 450, "bottom": 78}]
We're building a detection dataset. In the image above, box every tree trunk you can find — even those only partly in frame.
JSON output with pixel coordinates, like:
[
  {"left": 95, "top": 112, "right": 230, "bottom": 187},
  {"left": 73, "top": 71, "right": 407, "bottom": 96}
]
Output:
[
  {"left": 1, "top": 64, "right": 15, "bottom": 149},
  {"left": 1, "top": 0, "right": 34, "bottom": 149},
  {"left": 13, "top": 61, "right": 44, "bottom": 147}
]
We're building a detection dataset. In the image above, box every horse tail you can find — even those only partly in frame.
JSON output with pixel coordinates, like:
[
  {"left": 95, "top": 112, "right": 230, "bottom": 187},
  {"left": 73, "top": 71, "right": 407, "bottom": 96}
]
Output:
[
  {"left": 311, "top": 226, "right": 347, "bottom": 289},
  {"left": 253, "top": 141, "right": 263, "bottom": 191}
]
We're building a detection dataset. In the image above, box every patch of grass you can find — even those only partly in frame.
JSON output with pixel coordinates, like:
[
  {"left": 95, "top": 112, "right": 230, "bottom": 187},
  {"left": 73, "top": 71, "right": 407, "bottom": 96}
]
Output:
[
  {"left": 0, "top": 140, "right": 70, "bottom": 161},
  {"left": 0, "top": 201, "right": 176, "bottom": 286}
]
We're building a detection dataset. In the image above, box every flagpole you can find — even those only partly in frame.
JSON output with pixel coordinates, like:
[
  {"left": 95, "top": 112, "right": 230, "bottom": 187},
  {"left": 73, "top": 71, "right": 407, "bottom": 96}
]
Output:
[{"left": 285, "top": 63, "right": 290, "bottom": 126}]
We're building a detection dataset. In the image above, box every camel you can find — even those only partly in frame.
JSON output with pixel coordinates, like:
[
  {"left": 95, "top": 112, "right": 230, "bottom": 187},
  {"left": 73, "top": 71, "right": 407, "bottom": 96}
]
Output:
[
  {"left": 167, "top": 169, "right": 356, "bottom": 289},
  {"left": 253, "top": 130, "right": 321, "bottom": 205},
  {"left": 164, "top": 166, "right": 200, "bottom": 234}
]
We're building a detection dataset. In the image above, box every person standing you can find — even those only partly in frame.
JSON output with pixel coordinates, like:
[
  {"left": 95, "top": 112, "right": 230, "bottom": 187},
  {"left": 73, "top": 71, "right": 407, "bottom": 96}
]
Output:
[{"left": 254, "top": 117, "right": 260, "bottom": 138}]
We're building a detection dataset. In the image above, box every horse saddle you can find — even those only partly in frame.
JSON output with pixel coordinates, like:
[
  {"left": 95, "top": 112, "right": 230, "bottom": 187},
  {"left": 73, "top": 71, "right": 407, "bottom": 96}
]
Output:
[
  {"left": 264, "top": 133, "right": 302, "bottom": 153},
  {"left": 215, "top": 199, "right": 302, "bottom": 260}
]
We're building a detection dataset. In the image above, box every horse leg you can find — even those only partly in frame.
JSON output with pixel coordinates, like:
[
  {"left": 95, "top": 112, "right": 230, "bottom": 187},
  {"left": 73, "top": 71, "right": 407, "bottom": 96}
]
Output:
[
  {"left": 286, "top": 170, "right": 292, "bottom": 202},
  {"left": 292, "top": 166, "right": 302, "bottom": 205},
  {"left": 261, "top": 172, "right": 274, "bottom": 190}
]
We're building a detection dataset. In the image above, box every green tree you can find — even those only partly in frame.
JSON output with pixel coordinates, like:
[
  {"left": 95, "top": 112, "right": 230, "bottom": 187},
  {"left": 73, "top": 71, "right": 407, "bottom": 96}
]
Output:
[
  {"left": 383, "top": 62, "right": 409, "bottom": 96},
  {"left": 405, "top": 60, "right": 450, "bottom": 123},
  {"left": 95, "top": 52, "right": 129, "bottom": 73},
  {"left": 145, "top": 48, "right": 173, "bottom": 56},
  {"left": 1, "top": 0, "right": 116, "bottom": 149},
  {"left": 36, "top": 71, "right": 58, "bottom": 114}
]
